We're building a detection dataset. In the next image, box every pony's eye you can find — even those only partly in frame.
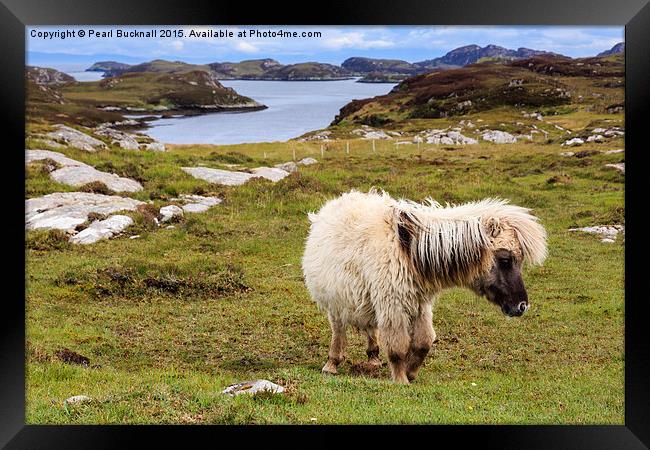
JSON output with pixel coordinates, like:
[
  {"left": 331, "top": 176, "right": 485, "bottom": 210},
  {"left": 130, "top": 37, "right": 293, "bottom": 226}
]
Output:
[{"left": 498, "top": 257, "right": 512, "bottom": 267}]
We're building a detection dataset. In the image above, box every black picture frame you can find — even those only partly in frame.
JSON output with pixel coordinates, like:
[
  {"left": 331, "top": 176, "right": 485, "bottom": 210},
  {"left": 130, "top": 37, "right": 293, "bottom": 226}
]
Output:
[{"left": 2, "top": 0, "right": 648, "bottom": 447}]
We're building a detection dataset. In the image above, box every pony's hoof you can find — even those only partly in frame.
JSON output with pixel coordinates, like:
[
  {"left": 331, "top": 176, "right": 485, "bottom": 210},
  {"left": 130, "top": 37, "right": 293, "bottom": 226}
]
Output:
[{"left": 322, "top": 362, "right": 338, "bottom": 375}]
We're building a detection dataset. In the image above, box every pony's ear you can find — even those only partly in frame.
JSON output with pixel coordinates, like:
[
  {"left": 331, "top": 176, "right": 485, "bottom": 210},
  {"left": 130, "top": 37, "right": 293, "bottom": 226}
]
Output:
[{"left": 484, "top": 217, "right": 502, "bottom": 238}]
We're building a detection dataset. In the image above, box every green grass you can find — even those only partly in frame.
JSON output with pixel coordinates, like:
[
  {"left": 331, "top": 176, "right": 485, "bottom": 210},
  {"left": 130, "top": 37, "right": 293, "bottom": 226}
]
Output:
[{"left": 26, "top": 137, "right": 624, "bottom": 424}]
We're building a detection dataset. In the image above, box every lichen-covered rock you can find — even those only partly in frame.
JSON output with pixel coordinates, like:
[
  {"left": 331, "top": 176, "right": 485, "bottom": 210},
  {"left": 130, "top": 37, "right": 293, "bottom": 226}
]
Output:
[
  {"left": 482, "top": 130, "right": 517, "bottom": 144},
  {"left": 221, "top": 380, "right": 285, "bottom": 396},
  {"left": 275, "top": 161, "right": 299, "bottom": 173},
  {"left": 143, "top": 142, "right": 166, "bottom": 152},
  {"left": 94, "top": 125, "right": 140, "bottom": 150},
  {"left": 46, "top": 125, "right": 107, "bottom": 152},
  {"left": 69, "top": 215, "right": 134, "bottom": 245},
  {"left": 26, "top": 192, "right": 144, "bottom": 232}
]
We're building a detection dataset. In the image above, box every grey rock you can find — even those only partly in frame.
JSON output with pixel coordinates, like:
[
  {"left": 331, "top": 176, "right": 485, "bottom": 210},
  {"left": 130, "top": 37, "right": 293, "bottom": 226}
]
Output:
[
  {"left": 569, "top": 225, "right": 624, "bottom": 241},
  {"left": 143, "top": 142, "right": 166, "bottom": 152},
  {"left": 603, "top": 149, "right": 624, "bottom": 155},
  {"left": 298, "top": 157, "right": 318, "bottom": 166},
  {"left": 275, "top": 161, "right": 299, "bottom": 173},
  {"left": 26, "top": 192, "right": 144, "bottom": 232},
  {"left": 159, "top": 205, "right": 184, "bottom": 222},
  {"left": 69, "top": 215, "right": 134, "bottom": 245},
  {"left": 561, "top": 137, "right": 585, "bottom": 147},
  {"left": 94, "top": 125, "right": 140, "bottom": 150},
  {"left": 50, "top": 166, "right": 143, "bottom": 192},
  {"left": 46, "top": 125, "right": 107, "bottom": 152},
  {"left": 482, "top": 130, "right": 517, "bottom": 144},
  {"left": 604, "top": 163, "right": 625, "bottom": 174},
  {"left": 250, "top": 167, "right": 291, "bottom": 182},
  {"left": 182, "top": 167, "right": 256, "bottom": 186},
  {"left": 26, "top": 149, "right": 88, "bottom": 168},
  {"left": 222, "top": 380, "right": 285, "bottom": 396},
  {"left": 64, "top": 395, "right": 91, "bottom": 405},
  {"left": 177, "top": 195, "right": 222, "bottom": 213}
]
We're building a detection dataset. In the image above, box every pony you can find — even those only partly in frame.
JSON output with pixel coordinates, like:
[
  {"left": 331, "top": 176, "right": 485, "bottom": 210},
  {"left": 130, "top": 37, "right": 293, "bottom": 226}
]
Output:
[{"left": 302, "top": 189, "right": 547, "bottom": 383}]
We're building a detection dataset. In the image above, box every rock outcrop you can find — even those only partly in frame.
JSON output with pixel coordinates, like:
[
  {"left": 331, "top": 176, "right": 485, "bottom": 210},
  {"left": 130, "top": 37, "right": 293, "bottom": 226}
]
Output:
[
  {"left": 69, "top": 215, "right": 134, "bottom": 245},
  {"left": 482, "top": 130, "right": 517, "bottom": 144},
  {"left": 221, "top": 380, "right": 285, "bottom": 396},
  {"left": 26, "top": 192, "right": 144, "bottom": 232},
  {"left": 46, "top": 125, "right": 107, "bottom": 152},
  {"left": 181, "top": 166, "right": 290, "bottom": 186},
  {"left": 26, "top": 149, "right": 143, "bottom": 192}
]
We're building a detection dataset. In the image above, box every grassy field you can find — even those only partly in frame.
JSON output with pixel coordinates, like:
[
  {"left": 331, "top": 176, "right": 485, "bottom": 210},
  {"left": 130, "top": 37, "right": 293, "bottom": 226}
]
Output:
[{"left": 25, "top": 134, "right": 625, "bottom": 424}]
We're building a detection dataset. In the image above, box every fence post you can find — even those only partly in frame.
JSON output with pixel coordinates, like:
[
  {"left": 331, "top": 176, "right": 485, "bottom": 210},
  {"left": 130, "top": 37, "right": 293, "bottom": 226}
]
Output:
[
  {"left": 293, "top": 147, "right": 296, "bottom": 161},
  {"left": 321, "top": 145, "right": 324, "bottom": 158},
  {"left": 372, "top": 140, "right": 376, "bottom": 153},
  {"left": 346, "top": 141, "right": 350, "bottom": 155}
]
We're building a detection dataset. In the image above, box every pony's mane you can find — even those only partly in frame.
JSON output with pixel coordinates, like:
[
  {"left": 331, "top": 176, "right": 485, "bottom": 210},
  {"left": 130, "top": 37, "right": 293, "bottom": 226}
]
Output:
[{"left": 393, "top": 195, "right": 547, "bottom": 286}]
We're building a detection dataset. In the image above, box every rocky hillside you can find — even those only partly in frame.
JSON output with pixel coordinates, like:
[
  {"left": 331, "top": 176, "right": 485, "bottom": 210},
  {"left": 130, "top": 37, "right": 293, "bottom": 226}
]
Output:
[
  {"left": 415, "top": 45, "right": 564, "bottom": 70},
  {"left": 87, "top": 58, "right": 352, "bottom": 81},
  {"left": 342, "top": 57, "right": 421, "bottom": 76},
  {"left": 207, "top": 59, "right": 283, "bottom": 79},
  {"left": 597, "top": 42, "right": 624, "bottom": 57},
  {"left": 62, "top": 70, "right": 264, "bottom": 112},
  {"left": 27, "top": 67, "right": 266, "bottom": 127},
  {"left": 26, "top": 66, "right": 75, "bottom": 85},
  {"left": 86, "top": 61, "right": 132, "bottom": 75},
  {"left": 331, "top": 54, "right": 623, "bottom": 126}
]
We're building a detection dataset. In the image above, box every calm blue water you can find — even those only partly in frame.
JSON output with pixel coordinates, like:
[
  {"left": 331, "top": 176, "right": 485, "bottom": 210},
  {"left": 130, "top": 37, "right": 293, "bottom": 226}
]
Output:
[
  {"left": 67, "top": 71, "right": 104, "bottom": 82},
  {"left": 143, "top": 79, "right": 395, "bottom": 145}
]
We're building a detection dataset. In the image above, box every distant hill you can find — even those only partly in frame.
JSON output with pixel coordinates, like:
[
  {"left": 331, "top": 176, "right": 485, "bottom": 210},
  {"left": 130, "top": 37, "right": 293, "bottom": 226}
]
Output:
[
  {"left": 86, "top": 58, "right": 353, "bottom": 81},
  {"left": 414, "top": 45, "right": 564, "bottom": 70},
  {"left": 331, "top": 54, "right": 623, "bottom": 126},
  {"left": 597, "top": 42, "right": 624, "bottom": 56},
  {"left": 343, "top": 45, "right": 565, "bottom": 82},
  {"left": 86, "top": 61, "right": 132, "bottom": 74}
]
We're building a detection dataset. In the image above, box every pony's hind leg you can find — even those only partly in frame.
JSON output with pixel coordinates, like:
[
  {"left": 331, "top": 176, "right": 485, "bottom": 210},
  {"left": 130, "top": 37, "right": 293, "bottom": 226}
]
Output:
[
  {"left": 322, "top": 312, "right": 347, "bottom": 375},
  {"left": 365, "top": 327, "right": 381, "bottom": 367},
  {"left": 378, "top": 307, "right": 411, "bottom": 384},
  {"left": 406, "top": 303, "right": 436, "bottom": 382}
]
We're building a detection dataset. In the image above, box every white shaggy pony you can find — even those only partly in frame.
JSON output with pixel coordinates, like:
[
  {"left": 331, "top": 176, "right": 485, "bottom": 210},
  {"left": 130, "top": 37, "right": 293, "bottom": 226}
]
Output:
[{"left": 302, "top": 189, "right": 547, "bottom": 383}]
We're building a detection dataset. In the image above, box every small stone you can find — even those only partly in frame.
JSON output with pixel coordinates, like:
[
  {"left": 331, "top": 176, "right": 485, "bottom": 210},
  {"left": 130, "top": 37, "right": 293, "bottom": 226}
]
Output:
[
  {"left": 64, "top": 395, "right": 91, "bottom": 405},
  {"left": 129, "top": 235, "right": 140, "bottom": 239},
  {"left": 561, "top": 137, "right": 584, "bottom": 147},
  {"left": 604, "top": 163, "right": 625, "bottom": 174},
  {"left": 222, "top": 380, "right": 285, "bottom": 396}
]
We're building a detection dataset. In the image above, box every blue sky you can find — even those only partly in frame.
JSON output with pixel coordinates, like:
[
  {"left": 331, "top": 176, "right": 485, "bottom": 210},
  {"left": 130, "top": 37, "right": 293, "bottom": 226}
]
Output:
[{"left": 27, "top": 26, "right": 623, "bottom": 72}]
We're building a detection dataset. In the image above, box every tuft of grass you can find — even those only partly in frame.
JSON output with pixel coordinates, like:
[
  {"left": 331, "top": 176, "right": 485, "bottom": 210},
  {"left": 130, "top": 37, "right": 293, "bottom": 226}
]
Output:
[
  {"left": 79, "top": 181, "right": 114, "bottom": 195},
  {"left": 26, "top": 229, "right": 71, "bottom": 251}
]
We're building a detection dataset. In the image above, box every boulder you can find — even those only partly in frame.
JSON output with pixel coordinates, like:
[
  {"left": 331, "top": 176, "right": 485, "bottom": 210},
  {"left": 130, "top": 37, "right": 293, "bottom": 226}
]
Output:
[
  {"left": 481, "top": 130, "right": 517, "bottom": 144},
  {"left": 275, "top": 161, "right": 299, "bottom": 173},
  {"left": 143, "top": 142, "right": 166, "bottom": 152},
  {"left": 159, "top": 205, "right": 184, "bottom": 222},
  {"left": 221, "top": 380, "right": 285, "bottom": 396},
  {"left": 422, "top": 130, "right": 478, "bottom": 145},
  {"left": 604, "top": 163, "right": 625, "bottom": 174},
  {"left": 26, "top": 192, "right": 144, "bottom": 232},
  {"left": 94, "top": 125, "right": 140, "bottom": 150},
  {"left": 46, "top": 125, "right": 107, "bottom": 152},
  {"left": 561, "top": 137, "right": 585, "bottom": 147},
  {"left": 64, "top": 395, "right": 91, "bottom": 405},
  {"left": 298, "top": 157, "right": 318, "bottom": 166},
  {"left": 69, "top": 215, "right": 134, "bottom": 245}
]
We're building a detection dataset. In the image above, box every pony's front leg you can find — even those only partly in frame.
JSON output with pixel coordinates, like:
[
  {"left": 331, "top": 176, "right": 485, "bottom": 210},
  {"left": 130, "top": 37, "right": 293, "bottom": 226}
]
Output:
[{"left": 406, "top": 303, "right": 435, "bottom": 382}]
